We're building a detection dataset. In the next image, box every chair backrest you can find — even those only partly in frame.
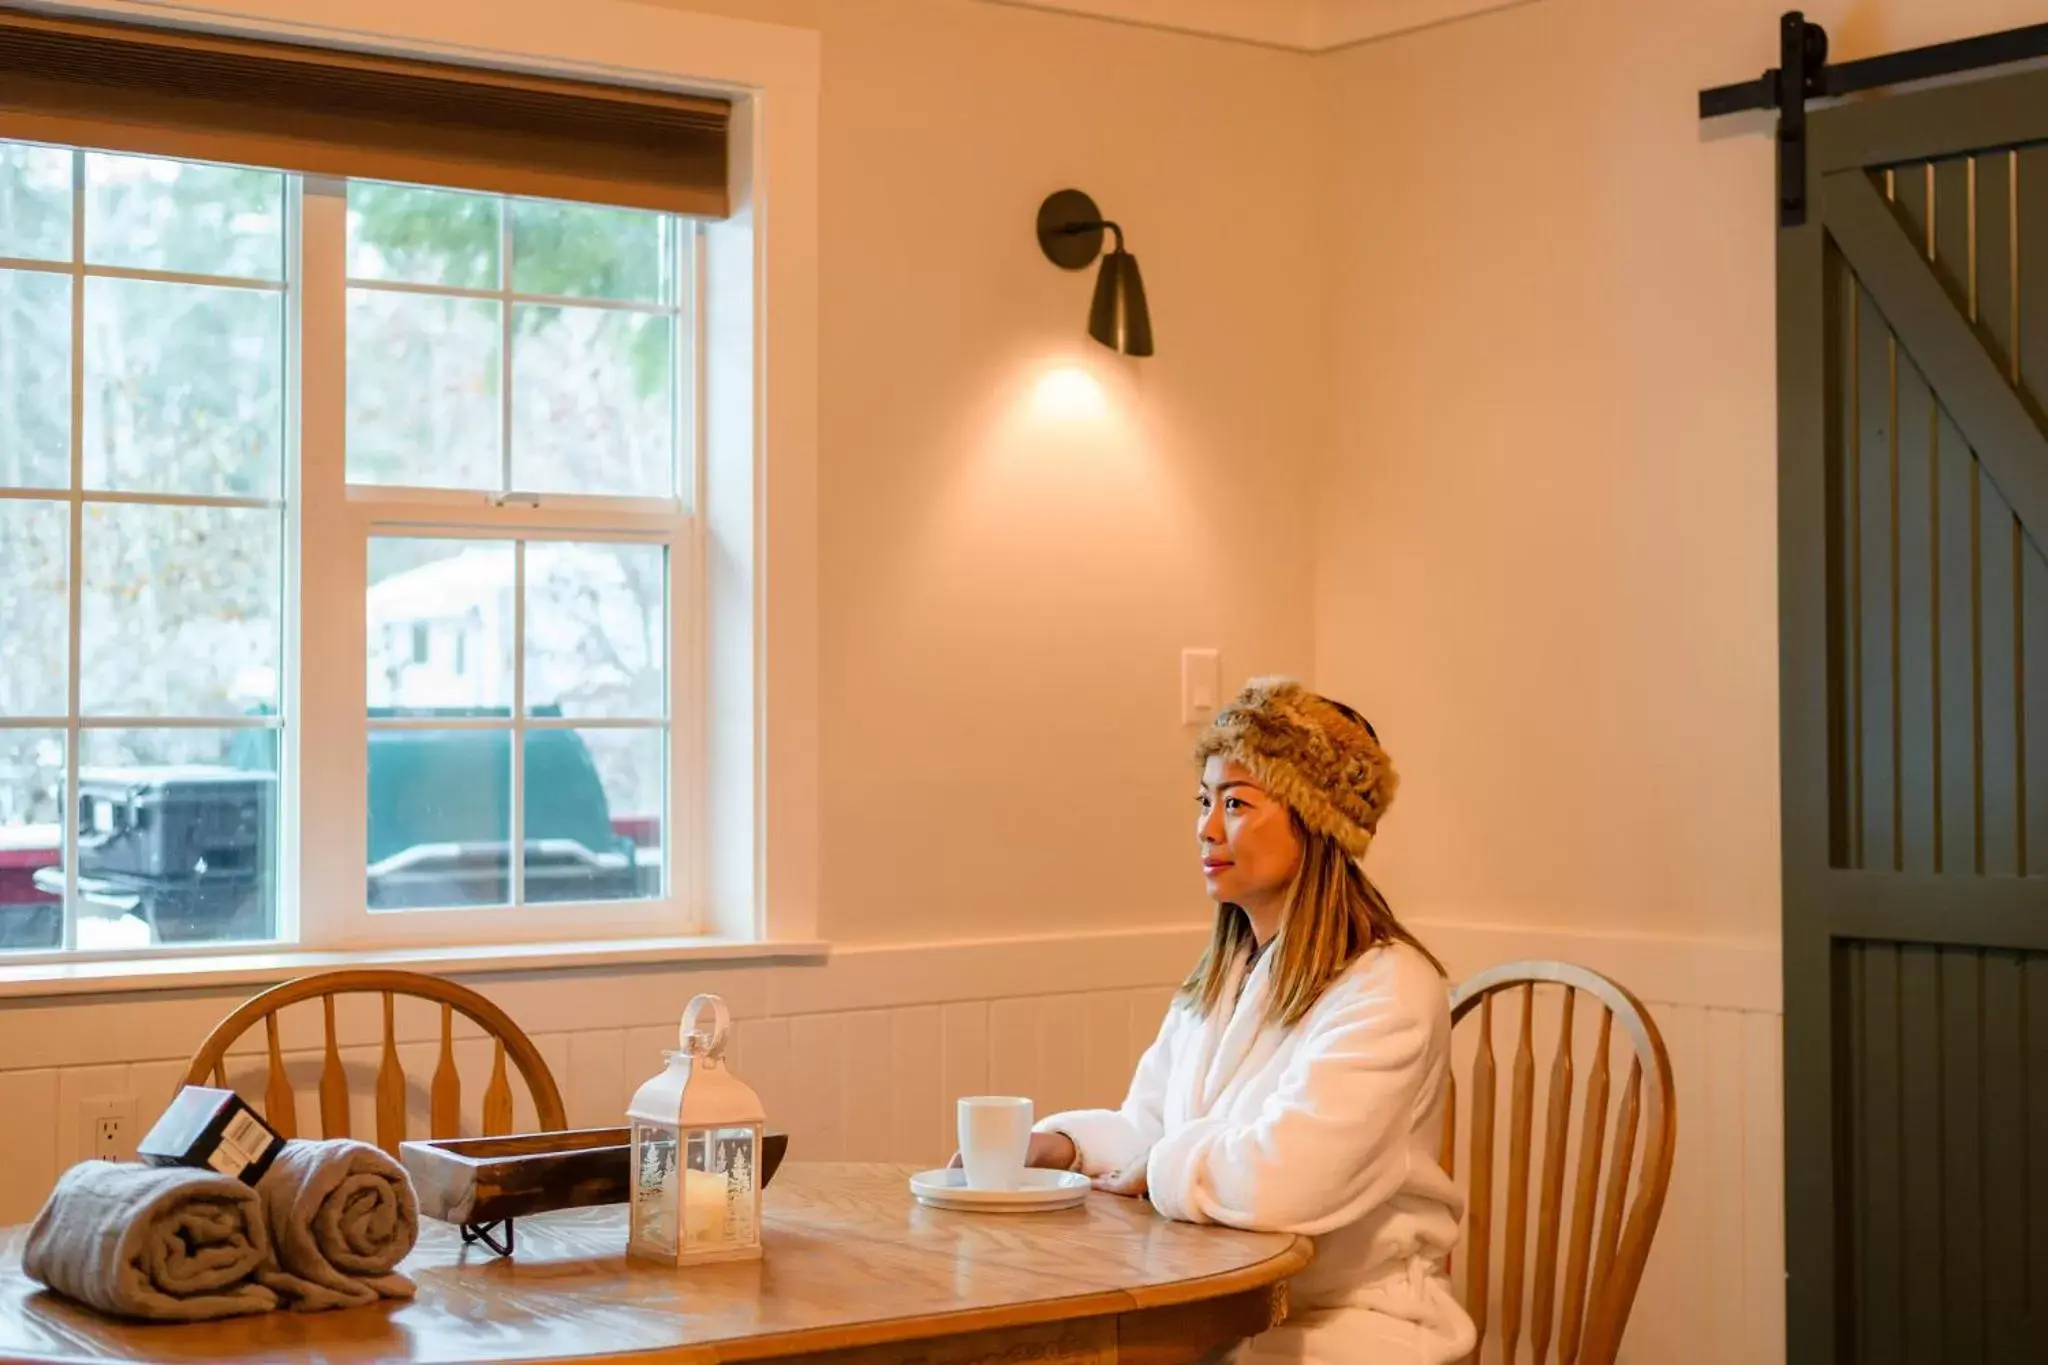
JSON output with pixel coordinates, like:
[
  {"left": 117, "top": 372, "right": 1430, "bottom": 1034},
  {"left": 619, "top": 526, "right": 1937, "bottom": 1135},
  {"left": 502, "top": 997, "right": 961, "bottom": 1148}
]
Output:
[
  {"left": 183, "top": 968, "right": 567, "bottom": 1155},
  {"left": 1444, "top": 961, "right": 1676, "bottom": 1365}
]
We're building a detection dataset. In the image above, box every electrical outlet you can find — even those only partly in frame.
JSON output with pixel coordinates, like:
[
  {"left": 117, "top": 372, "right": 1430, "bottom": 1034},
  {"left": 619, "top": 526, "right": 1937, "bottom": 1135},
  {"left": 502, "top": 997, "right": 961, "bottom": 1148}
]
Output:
[{"left": 76, "top": 1095, "right": 138, "bottom": 1163}]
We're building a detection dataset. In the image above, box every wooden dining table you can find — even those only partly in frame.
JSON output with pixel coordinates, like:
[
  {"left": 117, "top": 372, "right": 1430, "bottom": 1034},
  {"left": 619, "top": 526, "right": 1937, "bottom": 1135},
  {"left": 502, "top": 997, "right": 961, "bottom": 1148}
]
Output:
[{"left": 0, "top": 1163, "right": 1312, "bottom": 1364}]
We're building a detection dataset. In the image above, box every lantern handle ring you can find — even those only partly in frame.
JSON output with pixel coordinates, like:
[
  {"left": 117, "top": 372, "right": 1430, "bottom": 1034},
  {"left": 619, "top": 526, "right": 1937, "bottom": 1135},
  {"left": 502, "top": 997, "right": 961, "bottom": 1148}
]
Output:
[{"left": 681, "top": 993, "right": 731, "bottom": 1060}]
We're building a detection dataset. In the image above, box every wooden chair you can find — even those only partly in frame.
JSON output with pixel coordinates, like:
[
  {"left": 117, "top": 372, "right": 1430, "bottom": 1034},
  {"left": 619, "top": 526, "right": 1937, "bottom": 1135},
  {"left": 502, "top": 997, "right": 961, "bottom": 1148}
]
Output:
[
  {"left": 183, "top": 969, "right": 567, "bottom": 1156},
  {"left": 1444, "top": 961, "right": 1676, "bottom": 1365}
]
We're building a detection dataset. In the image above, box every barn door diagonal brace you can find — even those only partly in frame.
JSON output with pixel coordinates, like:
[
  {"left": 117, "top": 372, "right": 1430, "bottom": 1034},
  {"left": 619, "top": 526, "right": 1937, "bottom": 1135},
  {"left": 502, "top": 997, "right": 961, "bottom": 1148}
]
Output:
[
  {"left": 1820, "top": 168, "right": 2048, "bottom": 560},
  {"left": 1701, "top": 10, "right": 2048, "bottom": 228}
]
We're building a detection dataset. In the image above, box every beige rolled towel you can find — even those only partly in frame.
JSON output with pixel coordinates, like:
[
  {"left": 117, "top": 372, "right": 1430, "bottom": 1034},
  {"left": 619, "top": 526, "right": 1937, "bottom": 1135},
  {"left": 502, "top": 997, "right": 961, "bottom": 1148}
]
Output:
[
  {"left": 22, "top": 1161, "right": 284, "bottom": 1321},
  {"left": 257, "top": 1139, "right": 419, "bottom": 1311}
]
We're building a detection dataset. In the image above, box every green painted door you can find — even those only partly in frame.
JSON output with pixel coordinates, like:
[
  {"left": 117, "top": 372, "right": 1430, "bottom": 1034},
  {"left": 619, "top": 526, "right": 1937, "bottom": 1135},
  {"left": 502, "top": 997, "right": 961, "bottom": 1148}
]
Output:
[{"left": 1780, "top": 67, "right": 2048, "bottom": 1365}]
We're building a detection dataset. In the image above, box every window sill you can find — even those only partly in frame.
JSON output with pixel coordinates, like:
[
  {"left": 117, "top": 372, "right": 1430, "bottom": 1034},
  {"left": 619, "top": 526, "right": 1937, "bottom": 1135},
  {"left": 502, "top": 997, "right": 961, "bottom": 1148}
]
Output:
[{"left": 0, "top": 935, "right": 831, "bottom": 1001}]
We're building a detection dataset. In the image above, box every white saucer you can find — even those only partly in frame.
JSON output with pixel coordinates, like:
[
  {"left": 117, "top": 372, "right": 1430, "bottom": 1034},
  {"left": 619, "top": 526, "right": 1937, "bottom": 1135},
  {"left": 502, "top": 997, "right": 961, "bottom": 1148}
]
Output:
[{"left": 909, "top": 1167, "right": 1090, "bottom": 1213}]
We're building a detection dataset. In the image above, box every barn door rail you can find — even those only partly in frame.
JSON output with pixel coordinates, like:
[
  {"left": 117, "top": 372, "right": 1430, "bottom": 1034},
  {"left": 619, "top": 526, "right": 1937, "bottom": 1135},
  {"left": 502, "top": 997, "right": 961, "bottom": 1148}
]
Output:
[{"left": 1699, "top": 10, "right": 2048, "bottom": 228}]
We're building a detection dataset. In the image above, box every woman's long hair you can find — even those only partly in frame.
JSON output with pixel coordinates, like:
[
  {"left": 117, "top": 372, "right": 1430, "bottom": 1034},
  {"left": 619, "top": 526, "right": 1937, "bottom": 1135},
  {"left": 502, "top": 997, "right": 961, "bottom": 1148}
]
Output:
[{"left": 1180, "top": 820, "right": 1444, "bottom": 1027}]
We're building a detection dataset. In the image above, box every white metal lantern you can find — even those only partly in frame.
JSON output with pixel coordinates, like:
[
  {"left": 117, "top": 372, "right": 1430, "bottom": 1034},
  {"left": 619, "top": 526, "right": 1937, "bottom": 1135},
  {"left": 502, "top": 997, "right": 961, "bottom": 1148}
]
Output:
[{"left": 626, "top": 993, "right": 764, "bottom": 1265}]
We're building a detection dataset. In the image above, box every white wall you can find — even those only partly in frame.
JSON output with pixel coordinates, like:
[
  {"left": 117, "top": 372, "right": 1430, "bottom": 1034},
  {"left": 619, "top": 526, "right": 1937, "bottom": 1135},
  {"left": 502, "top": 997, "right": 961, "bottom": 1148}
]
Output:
[
  {"left": 1316, "top": 0, "right": 1785, "bottom": 945},
  {"left": 659, "top": 0, "right": 1326, "bottom": 947}
]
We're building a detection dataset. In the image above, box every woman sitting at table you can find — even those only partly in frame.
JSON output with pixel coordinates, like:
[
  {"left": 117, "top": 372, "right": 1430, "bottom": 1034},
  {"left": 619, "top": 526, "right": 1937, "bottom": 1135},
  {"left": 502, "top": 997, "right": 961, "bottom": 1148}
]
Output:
[{"left": 1031, "top": 679, "right": 1474, "bottom": 1364}]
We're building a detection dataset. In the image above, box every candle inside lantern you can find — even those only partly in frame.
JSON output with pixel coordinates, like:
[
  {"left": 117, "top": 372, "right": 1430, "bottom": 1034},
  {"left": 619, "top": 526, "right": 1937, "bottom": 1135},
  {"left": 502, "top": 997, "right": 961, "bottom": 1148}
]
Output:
[{"left": 683, "top": 1166, "right": 732, "bottom": 1244}]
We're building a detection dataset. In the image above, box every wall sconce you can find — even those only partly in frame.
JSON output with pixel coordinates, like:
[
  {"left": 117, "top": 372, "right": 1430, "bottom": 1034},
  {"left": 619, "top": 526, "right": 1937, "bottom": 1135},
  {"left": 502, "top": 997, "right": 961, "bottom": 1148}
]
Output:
[{"left": 1035, "top": 189, "right": 1153, "bottom": 357}]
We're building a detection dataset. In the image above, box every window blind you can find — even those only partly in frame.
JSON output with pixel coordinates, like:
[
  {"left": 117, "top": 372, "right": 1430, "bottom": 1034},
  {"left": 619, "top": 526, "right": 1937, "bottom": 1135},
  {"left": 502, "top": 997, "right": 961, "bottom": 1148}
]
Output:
[{"left": 0, "top": 5, "right": 730, "bottom": 216}]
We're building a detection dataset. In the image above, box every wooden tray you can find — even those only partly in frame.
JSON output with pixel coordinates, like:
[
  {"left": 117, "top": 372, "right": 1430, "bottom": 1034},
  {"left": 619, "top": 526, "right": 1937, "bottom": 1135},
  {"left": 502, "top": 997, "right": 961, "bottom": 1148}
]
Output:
[{"left": 401, "top": 1127, "right": 788, "bottom": 1226}]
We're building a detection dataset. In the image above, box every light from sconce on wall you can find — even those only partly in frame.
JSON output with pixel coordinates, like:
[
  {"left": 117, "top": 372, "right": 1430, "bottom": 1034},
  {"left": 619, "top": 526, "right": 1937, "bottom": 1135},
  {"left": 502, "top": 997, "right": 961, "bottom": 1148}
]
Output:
[
  {"left": 1030, "top": 364, "right": 1108, "bottom": 422},
  {"left": 1036, "top": 188, "right": 1153, "bottom": 357}
]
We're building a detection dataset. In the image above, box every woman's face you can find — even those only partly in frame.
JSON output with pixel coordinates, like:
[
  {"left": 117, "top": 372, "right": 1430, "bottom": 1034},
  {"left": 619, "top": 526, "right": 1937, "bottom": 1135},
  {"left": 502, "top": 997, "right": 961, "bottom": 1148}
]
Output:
[{"left": 1196, "top": 757, "right": 1303, "bottom": 909}]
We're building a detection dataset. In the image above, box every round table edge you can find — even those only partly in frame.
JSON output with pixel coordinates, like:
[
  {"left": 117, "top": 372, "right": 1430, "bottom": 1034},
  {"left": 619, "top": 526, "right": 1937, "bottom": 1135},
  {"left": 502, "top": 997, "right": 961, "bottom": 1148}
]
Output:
[{"left": 670, "top": 1230, "right": 1317, "bottom": 1363}]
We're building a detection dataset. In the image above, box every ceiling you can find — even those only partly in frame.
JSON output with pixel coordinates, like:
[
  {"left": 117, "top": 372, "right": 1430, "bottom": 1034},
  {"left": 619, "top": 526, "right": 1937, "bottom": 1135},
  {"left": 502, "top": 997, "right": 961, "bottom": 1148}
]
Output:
[{"left": 972, "top": 0, "right": 1535, "bottom": 52}]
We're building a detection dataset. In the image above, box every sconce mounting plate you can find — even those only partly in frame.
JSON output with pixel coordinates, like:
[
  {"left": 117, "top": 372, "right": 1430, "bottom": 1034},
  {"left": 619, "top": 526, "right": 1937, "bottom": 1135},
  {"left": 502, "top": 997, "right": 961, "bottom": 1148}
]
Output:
[{"left": 1037, "top": 189, "right": 1104, "bottom": 270}]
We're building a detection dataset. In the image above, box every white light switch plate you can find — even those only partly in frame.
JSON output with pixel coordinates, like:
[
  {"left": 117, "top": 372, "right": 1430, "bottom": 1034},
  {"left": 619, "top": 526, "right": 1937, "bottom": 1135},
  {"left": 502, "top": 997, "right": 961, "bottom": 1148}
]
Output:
[{"left": 1181, "top": 648, "right": 1220, "bottom": 725}]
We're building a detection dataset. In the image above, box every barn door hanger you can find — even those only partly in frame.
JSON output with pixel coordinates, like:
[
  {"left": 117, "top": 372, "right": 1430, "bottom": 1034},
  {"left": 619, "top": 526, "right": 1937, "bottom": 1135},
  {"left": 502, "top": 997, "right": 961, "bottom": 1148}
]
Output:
[
  {"left": 1695, "top": 10, "right": 1831, "bottom": 229},
  {"left": 1700, "top": 11, "right": 2048, "bottom": 229},
  {"left": 1771, "top": 14, "right": 1829, "bottom": 230}
]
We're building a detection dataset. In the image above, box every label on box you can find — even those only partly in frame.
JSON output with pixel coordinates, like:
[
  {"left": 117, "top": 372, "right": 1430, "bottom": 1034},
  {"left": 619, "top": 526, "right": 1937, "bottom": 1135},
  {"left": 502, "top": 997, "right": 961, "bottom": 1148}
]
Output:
[
  {"left": 140, "top": 1086, "right": 284, "bottom": 1186},
  {"left": 203, "top": 1109, "right": 276, "bottom": 1178}
]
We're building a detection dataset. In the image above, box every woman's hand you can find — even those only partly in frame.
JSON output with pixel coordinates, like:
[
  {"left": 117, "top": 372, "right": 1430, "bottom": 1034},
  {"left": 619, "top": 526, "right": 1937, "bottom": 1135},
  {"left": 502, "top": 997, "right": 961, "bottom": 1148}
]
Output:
[
  {"left": 1091, "top": 1163, "right": 1149, "bottom": 1199},
  {"left": 946, "top": 1131, "right": 1077, "bottom": 1172}
]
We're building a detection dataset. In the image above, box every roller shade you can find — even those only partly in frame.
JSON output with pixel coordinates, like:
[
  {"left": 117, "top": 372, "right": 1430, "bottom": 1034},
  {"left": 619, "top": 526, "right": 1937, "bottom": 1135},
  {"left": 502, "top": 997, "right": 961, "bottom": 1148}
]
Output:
[{"left": 0, "top": 5, "right": 730, "bottom": 216}]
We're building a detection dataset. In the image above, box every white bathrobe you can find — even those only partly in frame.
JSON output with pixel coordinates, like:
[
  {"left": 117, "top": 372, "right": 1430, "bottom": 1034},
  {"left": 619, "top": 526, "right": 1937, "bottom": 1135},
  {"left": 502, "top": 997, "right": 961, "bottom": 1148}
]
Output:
[{"left": 1038, "top": 941, "right": 1475, "bottom": 1365}]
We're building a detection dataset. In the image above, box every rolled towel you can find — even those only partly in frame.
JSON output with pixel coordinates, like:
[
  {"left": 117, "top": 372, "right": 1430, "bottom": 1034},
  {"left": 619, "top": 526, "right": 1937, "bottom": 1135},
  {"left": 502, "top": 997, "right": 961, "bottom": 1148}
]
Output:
[
  {"left": 22, "top": 1161, "right": 284, "bottom": 1321},
  {"left": 257, "top": 1139, "right": 419, "bottom": 1311}
]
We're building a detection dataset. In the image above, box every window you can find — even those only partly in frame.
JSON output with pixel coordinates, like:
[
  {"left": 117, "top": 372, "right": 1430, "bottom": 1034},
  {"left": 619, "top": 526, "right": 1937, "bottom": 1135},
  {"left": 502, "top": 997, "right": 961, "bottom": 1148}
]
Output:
[
  {"left": 0, "top": 147, "right": 288, "bottom": 953},
  {"left": 0, "top": 139, "right": 705, "bottom": 955}
]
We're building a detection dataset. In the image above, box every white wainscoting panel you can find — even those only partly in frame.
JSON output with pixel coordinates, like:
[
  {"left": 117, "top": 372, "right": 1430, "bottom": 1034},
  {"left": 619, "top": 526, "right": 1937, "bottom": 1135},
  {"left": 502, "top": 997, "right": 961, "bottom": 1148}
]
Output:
[{"left": 0, "top": 919, "right": 1781, "bottom": 1365}]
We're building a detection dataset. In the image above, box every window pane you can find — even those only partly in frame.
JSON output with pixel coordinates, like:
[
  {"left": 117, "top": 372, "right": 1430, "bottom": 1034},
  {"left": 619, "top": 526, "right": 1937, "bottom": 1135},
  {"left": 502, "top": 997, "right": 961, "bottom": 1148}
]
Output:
[
  {"left": 75, "top": 727, "right": 278, "bottom": 945},
  {"left": 0, "top": 142, "right": 72, "bottom": 262},
  {"left": 525, "top": 542, "right": 665, "bottom": 719},
  {"left": 367, "top": 727, "right": 509, "bottom": 910},
  {"left": 81, "top": 503, "right": 282, "bottom": 717},
  {"left": 511, "top": 306, "right": 673, "bottom": 496},
  {"left": 346, "top": 289, "right": 500, "bottom": 488},
  {"left": 368, "top": 539, "right": 513, "bottom": 709},
  {"left": 0, "top": 730, "right": 62, "bottom": 952},
  {"left": 524, "top": 727, "right": 662, "bottom": 904},
  {"left": 0, "top": 268, "right": 72, "bottom": 490},
  {"left": 510, "top": 199, "right": 672, "bottom": 304},
  {"left": 84, "top": 153, "right": 283, "bottom": 280},
  {"left": 83, "top": 277, "right": 283, "bottom": 496},
  {"left": 347, "top": 182, "right": 499, "bottom": 290},
  {"left": 0, "top": 501, "right": 68, "bottom": 717}
]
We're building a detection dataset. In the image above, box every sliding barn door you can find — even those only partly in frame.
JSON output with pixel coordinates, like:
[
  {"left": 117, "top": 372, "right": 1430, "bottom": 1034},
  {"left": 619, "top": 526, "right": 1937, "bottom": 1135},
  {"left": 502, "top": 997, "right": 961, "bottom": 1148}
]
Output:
[{"left": 1780, "top": 69, "right": 2048, "bottom": 1365}]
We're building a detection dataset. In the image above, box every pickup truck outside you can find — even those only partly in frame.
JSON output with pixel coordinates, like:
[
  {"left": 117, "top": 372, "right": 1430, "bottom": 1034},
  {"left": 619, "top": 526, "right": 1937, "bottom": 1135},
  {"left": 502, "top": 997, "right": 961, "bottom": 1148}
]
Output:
[{"left": 0, "top": 712, "right": 659, "bottom": 949}]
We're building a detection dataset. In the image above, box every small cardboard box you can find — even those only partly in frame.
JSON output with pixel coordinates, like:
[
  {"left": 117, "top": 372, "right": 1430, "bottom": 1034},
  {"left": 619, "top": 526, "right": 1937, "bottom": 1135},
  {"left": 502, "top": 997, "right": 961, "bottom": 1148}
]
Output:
[{"left": 138, "top": 1086, "right": 283, "bottom": 1185}]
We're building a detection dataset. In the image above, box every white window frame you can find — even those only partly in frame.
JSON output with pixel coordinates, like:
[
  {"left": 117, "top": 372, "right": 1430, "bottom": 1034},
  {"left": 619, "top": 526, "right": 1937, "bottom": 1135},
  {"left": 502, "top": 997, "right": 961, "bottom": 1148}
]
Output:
[{"left": 17, "top": 0, "right": 821, "bottom": 969}]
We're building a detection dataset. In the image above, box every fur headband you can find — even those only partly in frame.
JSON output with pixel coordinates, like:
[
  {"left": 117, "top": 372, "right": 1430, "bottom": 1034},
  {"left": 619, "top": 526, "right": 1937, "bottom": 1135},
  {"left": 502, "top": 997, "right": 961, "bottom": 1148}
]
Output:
[{"left": 1193, "top": 677, "right": 1397, "bottom": 859}]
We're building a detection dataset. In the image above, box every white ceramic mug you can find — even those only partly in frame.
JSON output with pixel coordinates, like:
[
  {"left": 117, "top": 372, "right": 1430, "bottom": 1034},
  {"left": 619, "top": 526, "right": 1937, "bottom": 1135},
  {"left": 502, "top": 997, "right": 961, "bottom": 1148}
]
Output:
[{"left": 956, "top": 1095, "right": 1033, "bottom": 1191}]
